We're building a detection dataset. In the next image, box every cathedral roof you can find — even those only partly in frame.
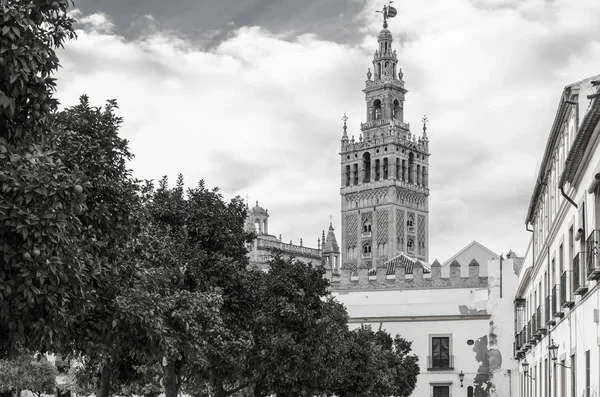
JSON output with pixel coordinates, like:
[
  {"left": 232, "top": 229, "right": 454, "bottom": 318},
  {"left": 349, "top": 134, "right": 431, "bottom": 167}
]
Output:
[{"left": 322, "top": 223, "right": 340, "bottom": 254}]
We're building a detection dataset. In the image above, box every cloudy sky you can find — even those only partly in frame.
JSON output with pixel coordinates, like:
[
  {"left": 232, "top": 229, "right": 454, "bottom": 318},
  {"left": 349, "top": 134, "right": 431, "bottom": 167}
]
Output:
[{"left": 54, "top": 0, "right": 600, "bottom": 263}]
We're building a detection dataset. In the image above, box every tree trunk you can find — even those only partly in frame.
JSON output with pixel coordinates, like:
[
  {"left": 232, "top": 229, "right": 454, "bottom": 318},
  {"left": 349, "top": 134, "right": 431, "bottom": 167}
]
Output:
[
  {"left": 214, "top": 381, "right": 227, "bottom": 397},
  {"left": 163, "top": 362, "right": 179, "bottom": 397},
  {"left": 98, "top": 361, "right": 113, "bottom": 397}
]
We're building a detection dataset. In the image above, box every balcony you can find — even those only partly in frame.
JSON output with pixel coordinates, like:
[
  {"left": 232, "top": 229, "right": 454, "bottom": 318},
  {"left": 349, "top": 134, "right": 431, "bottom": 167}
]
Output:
[
  {"left": 361, "top": 231, "right": 372, "bottom": 239},
  {"left": 552, "top": 284, "right": 564, "bottom": 318},
  {"left": 527, "top": 318, "right": 537, "bottom": 344},
  {"left": 362, "top": 252, "right": 372, "bottom": 259},
  {"left": 560, "top": 270, "right": 574, "bottom": 308},
  {"left": 545, "top": 296, "right": 555, "bottom": 326},
  {"left": 534, "top": 306, "right": 546, "bottom": 336},
  {"left": 573, "top": 253, "right": 588, "bottom": 295},
  {"left": 427, "top": 355, "right": 454, "bottom": 371},
  {"left": 585, "top": 230, "right": 600, "bottom": 280}
]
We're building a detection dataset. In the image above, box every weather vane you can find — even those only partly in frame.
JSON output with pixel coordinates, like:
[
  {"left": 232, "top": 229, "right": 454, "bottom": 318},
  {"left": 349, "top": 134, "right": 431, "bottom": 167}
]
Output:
[
  {"left": 422, "top": 115, "right": 428, "bottom": 129},
  {"left": 376, "top": 1, "right": 397, "bottom": 28},
  {"left": 342, "top": 113, "right": 348, "bottom": 125}
]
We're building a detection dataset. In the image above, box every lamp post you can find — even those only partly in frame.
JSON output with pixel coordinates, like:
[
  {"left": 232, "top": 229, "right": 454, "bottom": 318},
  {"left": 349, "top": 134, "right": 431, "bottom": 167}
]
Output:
[
  {"left": 522, "top": 359, "right": 536, "bottom": 380},
  {"left": 548, "top": 339, "right": 571, "bottom": 368},
  {"left": 458, "top": 370, "right": 465, "bottom": 387}
]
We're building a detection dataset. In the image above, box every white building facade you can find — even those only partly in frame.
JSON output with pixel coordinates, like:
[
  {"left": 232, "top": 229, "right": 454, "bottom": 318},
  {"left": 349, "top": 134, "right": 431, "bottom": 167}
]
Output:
[{"left": 516, "top": 76, "right": 600, "bottom": 397}]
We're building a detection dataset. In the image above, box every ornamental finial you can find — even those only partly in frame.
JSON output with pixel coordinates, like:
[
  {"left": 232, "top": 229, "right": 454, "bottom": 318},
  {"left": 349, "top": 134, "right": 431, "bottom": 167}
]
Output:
[
  {"left": 342, "top": 113, "right": 348, "bottom": 139},
  {"left": 376, "top": 1, "right": 397, "bottom": 29},
  {"left": 422, "top": 115, "right": 428, "bottom": 139}
]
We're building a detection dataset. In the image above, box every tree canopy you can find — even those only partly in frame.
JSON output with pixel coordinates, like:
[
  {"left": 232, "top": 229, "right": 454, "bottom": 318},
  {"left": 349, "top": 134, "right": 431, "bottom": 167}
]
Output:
[{"left": 1, "top": 1, "right": 420, "bottom": 396}]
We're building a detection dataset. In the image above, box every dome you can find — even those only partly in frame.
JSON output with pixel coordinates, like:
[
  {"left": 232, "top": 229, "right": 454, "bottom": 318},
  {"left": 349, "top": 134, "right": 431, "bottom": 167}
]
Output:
[
  {"left": 250, "top": 200, "right": 268, "bottom": 215},
  {"left": 378, "top": 28, "right": 392, "bottom": 41}
]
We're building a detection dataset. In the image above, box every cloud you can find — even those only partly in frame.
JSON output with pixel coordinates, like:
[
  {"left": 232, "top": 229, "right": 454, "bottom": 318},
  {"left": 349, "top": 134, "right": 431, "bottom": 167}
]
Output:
[{"left": 54, "top": 0, "right": 600, "bottom": 263}]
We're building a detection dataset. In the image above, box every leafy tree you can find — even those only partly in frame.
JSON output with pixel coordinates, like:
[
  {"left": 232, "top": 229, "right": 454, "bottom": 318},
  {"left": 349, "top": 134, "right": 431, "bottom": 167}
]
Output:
[
  {"left": 110, "top": 176, "right": 254, "bottom": 397},
  {"left": 0, "top": 355, "right": 58, "bottom": 397},
  {"left": 0, "top": 0, "right": 91, "bottom": 356},
  {"left": 333, "top": 325, "right": 419, "bottom": 397},
  {"left": 46, "top": 95, "right": 144, "bottom": 397},
  {"left": 247, "top": 256, "right": 348, "bottom": 397}
]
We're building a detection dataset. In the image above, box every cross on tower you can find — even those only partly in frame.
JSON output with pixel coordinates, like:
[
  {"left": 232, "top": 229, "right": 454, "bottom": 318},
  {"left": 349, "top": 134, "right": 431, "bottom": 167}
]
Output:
[
  {"left": 342, "top": 113, "right": 348, "bottom": 125},
  {"left": 422, "top": 115, "right": 428, "bottom": 128}
]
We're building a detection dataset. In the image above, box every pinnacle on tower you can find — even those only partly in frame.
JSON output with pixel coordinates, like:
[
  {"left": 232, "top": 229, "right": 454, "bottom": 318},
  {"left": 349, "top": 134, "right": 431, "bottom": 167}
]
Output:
[{"left": 342, "top": 113, "right": 348, "bottom": 140}]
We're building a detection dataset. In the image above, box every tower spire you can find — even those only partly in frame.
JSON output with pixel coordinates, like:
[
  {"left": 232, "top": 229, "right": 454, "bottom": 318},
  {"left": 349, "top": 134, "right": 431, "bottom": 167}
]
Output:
[
  {"left": 422, "top": 115, "right": 428, "bottom": 140},
  {"left": 342, "top": 113, "right": 348, "bottom": 140}
]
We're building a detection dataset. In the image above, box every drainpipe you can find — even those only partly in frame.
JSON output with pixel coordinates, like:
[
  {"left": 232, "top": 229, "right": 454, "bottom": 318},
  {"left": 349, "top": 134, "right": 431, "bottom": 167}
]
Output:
[
  {"left": 500, "top": 254, "right": 503, "bottom": 298},
  {"left": 560, "top": 186, "right": 578, "bottom": 209},
  {"left": 526, "top": 222, "right": 535, "bottom": 272},
  {"left": 547, "top": 245, "right": 552, "bottom": 397}
]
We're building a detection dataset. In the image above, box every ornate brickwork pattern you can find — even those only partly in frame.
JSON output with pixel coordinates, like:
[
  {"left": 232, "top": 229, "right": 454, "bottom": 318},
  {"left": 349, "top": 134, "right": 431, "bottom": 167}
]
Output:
[
  {"left": 346, "top": 188, "right": 387, "bottom": 204},
  {"left": 396, "top": 209, "right": 404, "bottom": 251},
  {"left": 376, "top": 209, "right": 389, "bottom": 244},
  {"left": 346, "top": 214, "right": 358, "bottom": 246},
  {"left": 395, "top": 187, "right": 427, "bottom": 207},
  {"left": 362, "top": 211, "right": 373, "bottom": 227},
  {"left": 417, "top": 214, "right": 426, "bottom": 257}
]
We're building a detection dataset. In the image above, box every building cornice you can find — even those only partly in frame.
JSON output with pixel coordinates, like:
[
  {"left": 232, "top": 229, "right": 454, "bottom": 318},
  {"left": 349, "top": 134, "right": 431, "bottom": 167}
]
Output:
[
  {"left": 559, "top": 86, "right": 600, "bottom": 190},
  {"left": 347, "top": 313, "right": 491, "bottom": 323},
  {"left": 525, "top": 86, "right": 572, "bottom": 225}
]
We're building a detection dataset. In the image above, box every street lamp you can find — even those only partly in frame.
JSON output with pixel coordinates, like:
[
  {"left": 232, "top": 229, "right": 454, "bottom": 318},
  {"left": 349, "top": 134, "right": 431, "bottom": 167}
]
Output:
[
  {"left": 548, "top": 339, "right": 559, "bottom": 361},
  {"left": 547, "top": 339, "right": 571, "bottom": 368},
  {"left": 458, "top": 370, "right": 465, "bottom": 387},
  {"left": 522, "top": 360, "right": 535, "bottom": 379}
]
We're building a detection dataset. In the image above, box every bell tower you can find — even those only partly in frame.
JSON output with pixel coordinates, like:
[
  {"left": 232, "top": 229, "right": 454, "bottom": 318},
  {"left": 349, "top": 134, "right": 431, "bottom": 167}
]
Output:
[{"left": 340, "top": 7, "right": 430, "bottom": 272}]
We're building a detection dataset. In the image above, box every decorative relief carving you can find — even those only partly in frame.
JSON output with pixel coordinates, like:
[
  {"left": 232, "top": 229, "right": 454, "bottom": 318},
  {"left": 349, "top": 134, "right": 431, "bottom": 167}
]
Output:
[
  {"left": 347, "top": 188, "right": 387, "bottom": 204},
  {"left": 395, "top": 187, "right": 427, "bottom": 207},
  {"left": 396, "top": 209, "right": 404, "bottom": 251},
  {"left": 361, "top": 211, "right": 373, "bottom": 227},
  {"left": 376, "top": 209, "right": 389, "bottom": 244},
  {"left": 346, "top": 214, "right": 358, "bottom": 246},
  {"left": 417, "top": 214, "right": 426, "bottom": 257}
]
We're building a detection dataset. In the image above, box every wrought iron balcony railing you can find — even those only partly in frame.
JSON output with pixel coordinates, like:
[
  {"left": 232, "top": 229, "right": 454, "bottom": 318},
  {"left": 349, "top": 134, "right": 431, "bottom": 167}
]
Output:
[
  {"left": 545, "top": 295, "right": 554, "bottom": 326},
  {"left": 535, "top": 305, "right": 546, "bottom": 336},
  {"left": 561, "top": 270, "right": 574, "bottom": 308},
  {"left": 585, "top": 229, "right": 600, "bottom": 280},
  {"left": 552, "top": 284, "right": 563, "bottom": 318},
  {"left": 573, "top": 252, "right": 588, "bottom": 295},
  {"left": 427, "top": 355, "right": 454, "bottom": 370}
]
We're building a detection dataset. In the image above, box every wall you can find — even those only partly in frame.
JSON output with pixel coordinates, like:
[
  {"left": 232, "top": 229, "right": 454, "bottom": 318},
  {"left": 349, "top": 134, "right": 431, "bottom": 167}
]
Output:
[{"left": 333, "top": 256, "right": 520, "bottom": 397}]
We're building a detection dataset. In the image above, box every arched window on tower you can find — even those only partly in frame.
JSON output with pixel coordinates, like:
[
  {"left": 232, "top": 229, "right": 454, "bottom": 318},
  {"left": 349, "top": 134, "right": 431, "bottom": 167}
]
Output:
[
  {"left": 255, "top": 219, "right": 261, "bottom": 234},
  {"left": 363, "top": 221, "right": 372, "bottom": 234},
  {"left": 383, "top": 158, "right": 389, "bottom": 179},
  {"left": 373, "top": 99, "right": 382, "bottom": 120},
  {"left": 396, "top": 158, "right": 400, "bottom": 179},
  {"left": 422, "top": 166, "right": 428, "bottom": 187},
  {"left": 375, "top": 159, "right": 381, "bottom": 181},
  {"left": 345, "top": 165, "right": 351, "bottom": 187},
  {"left": 362, "top": 243, "right": 372, "bottom": 258},
  {"left": 353, "top": 163, "right": 359, "bottom": 185},
  {"left": 402, "top": 159, "right": 406, "bottom": 181},
  {"left": 363, "top": 152, "right": 371, "bottom": 183},
  {"left": 408, "top": 152, "right": 415, "bottom": 184},
  {"left": 416, "top": 164, "right": 421, "bottom": 186},
  {"left": 392, "top": 99, "right": 400, "bottom": 119}
]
